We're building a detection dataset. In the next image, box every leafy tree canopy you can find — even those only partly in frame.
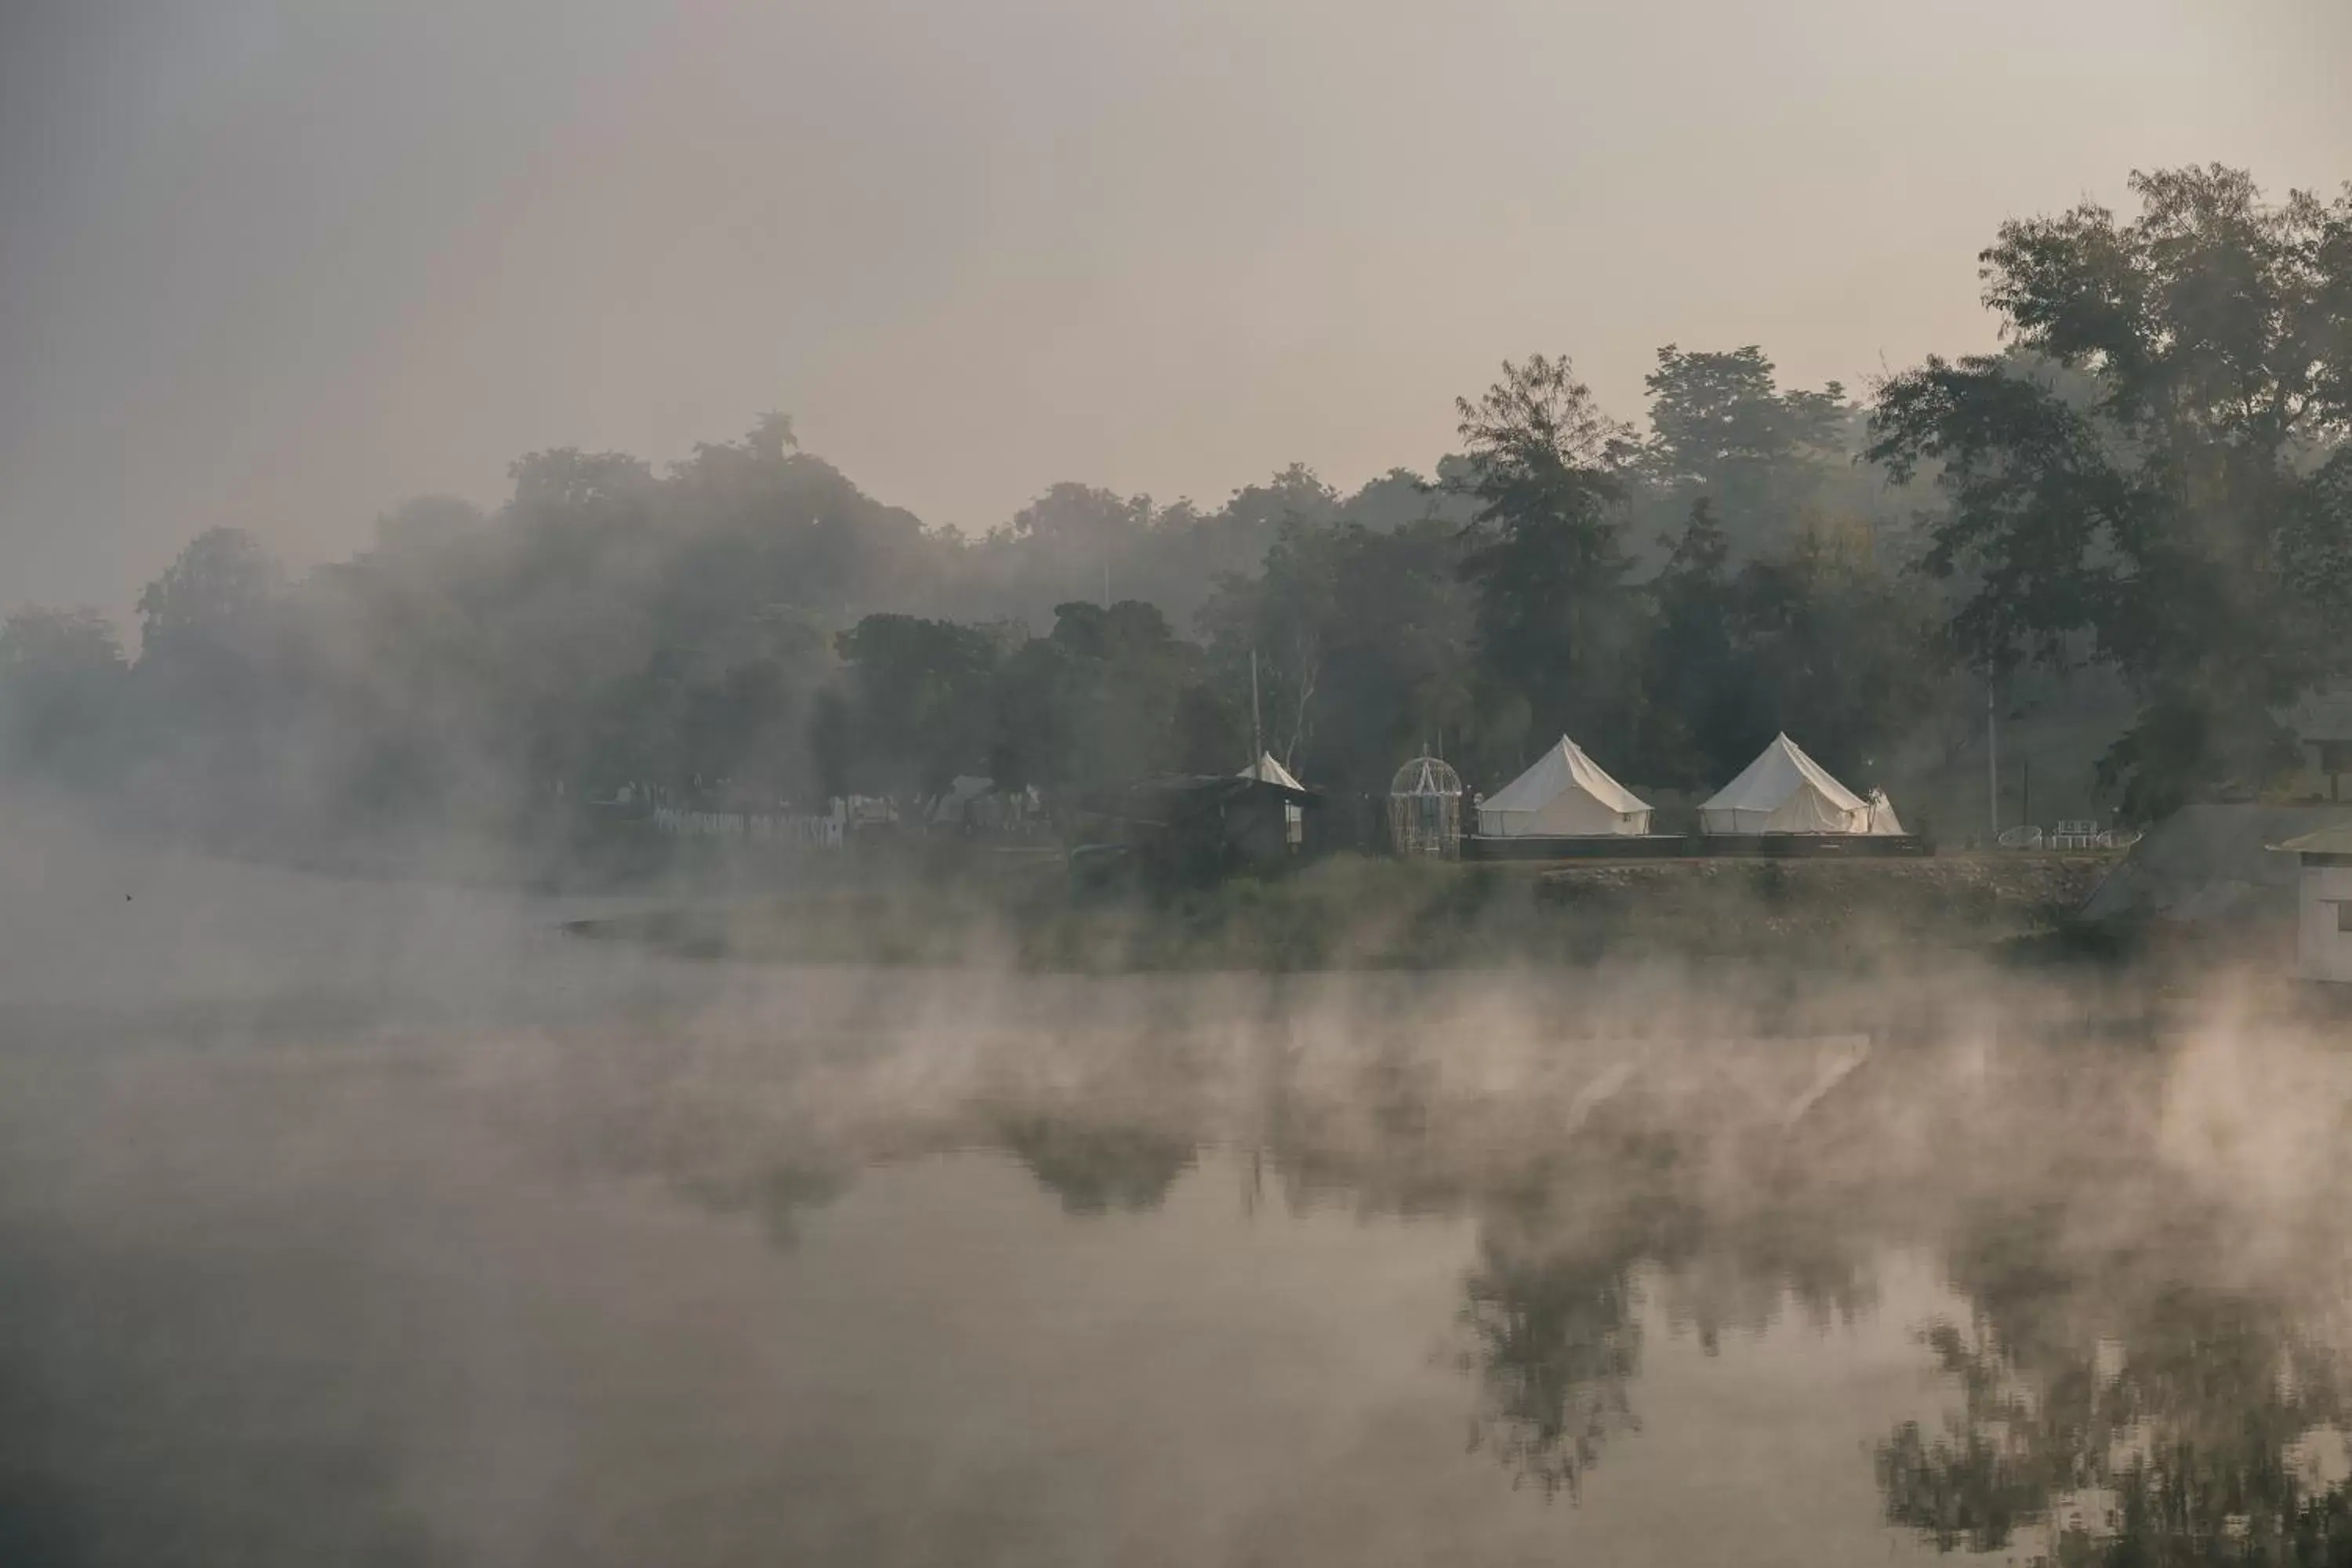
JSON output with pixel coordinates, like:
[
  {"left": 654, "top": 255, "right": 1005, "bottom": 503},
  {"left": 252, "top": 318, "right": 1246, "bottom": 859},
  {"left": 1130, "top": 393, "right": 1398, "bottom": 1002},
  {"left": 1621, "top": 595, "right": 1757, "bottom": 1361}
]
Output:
[{"left": 1871, "top": 165, "right": 2352, "bottom": 815}]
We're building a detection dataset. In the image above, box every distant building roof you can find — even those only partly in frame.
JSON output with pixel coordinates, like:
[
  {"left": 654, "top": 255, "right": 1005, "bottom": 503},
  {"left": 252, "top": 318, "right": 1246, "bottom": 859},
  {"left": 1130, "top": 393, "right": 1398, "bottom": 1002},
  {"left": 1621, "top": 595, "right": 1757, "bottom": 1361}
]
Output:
[
  {"left": 2276, "top": 824, "right": 2352, "bottom": 856},
  {"left": 1239, "top": 753, "right": 1305, "bottom": 790},
  {"left": 2083, "top": 804, "right": 2352, "bottom": 923},
  {"left": 1072, "top": 773, "right": 1320, "bottom": 822}
]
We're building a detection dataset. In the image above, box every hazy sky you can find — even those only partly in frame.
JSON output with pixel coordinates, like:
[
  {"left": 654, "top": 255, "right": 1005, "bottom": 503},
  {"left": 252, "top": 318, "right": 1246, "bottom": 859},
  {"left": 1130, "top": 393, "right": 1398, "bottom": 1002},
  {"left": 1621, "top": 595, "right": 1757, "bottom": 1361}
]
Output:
[{"left": 5, "top": 0, "right": 2350, "bottom": 612}]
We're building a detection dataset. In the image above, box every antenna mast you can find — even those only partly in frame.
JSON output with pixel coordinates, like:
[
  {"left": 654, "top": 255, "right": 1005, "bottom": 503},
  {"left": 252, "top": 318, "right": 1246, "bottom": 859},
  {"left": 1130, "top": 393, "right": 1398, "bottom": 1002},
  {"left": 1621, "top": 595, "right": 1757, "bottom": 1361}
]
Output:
[
  {"left": 1250, "top": 648, "right": 1264, "bottom": 770},
  {"left": 1987, "top": 675, "right": 1999, "bottom": 844}
]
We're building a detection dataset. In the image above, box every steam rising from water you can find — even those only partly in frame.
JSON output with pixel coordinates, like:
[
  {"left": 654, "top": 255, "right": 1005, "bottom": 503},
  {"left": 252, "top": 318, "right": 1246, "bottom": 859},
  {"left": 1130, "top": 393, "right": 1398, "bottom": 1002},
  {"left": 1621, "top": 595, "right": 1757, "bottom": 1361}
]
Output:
[{"left": 3, "top": 818, "right": 2349, "bottom": 1564}]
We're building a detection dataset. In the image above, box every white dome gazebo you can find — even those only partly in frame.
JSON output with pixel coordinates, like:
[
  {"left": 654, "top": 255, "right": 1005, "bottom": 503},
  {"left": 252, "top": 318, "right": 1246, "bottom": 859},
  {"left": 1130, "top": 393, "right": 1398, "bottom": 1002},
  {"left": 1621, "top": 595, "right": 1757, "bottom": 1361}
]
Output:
[{"left": 1388, "top": 753, "right": 1465, "bottom": 859}]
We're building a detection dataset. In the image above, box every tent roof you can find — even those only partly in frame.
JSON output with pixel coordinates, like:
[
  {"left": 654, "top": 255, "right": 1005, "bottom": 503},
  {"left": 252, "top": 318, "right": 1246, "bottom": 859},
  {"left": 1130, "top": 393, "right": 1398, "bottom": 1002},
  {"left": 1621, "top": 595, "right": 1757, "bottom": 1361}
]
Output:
[
  {"left": 1239, "top": 752, "right": 1304, "bottom": 790},
  {"left": 1700, "top": 734, "right": 1866, "bottom": 816},
  {"left": 1482, "top": 735, "right": 1650, "bottom": 816}
]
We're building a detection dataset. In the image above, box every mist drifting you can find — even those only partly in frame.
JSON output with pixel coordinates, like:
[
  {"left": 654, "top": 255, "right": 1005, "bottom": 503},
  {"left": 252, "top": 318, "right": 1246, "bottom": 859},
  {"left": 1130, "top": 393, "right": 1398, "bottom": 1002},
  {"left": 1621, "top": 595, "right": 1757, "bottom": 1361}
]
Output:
[{"left": 5, "top": 4, "right": 2352, "bottom": 1566}]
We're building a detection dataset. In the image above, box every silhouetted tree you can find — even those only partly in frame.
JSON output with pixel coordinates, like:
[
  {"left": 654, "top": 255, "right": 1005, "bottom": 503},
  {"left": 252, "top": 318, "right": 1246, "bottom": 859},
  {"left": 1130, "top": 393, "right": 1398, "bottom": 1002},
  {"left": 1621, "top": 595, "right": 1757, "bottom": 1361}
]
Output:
[
  {"left": 0, "top": 607, "right": 127, "bottom": 782},
  {"left": 1454, "top": 354, "right": 1645, "bottom": 771},
  {"left": 1871, "top": 165, "right": 2352, "bottom": 818},
  {"left": 822, "top": 614, "right": 1004, "bottom": 800}
]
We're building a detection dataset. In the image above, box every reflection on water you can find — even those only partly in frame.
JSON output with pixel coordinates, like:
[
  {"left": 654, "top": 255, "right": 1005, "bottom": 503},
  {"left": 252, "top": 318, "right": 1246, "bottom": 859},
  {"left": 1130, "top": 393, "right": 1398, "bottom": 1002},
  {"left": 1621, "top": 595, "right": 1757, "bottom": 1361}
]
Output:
[
  {"left": 1878, "top": 1219, "right": 2352, "bottom": 1565},
  {"left": 1458, "top": 1216, "right": 1642, "bottom": 1498},
  {"left": 997, "top": 1118, "right": 1197, "bottom": 1214},
  {"left": 9, "top": 941, "right": 2352, "bottom": 1564}
]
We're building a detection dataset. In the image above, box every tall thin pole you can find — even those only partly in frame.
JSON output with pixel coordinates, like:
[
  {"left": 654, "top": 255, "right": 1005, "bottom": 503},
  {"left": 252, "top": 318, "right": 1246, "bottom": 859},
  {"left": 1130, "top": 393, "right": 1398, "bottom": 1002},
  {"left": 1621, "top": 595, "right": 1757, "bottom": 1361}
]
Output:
[
  {"left": 1987, "top": 675, "right": 1999, "bottom": 844},
  {"left": 1250, "top": 649, "right": 1264, "bottom": 770}
]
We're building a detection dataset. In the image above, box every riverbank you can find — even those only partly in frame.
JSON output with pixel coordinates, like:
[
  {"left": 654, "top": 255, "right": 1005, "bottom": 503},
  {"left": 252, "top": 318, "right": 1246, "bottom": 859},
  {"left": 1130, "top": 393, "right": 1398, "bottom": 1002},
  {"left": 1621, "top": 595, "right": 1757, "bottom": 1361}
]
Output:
[{"left": 563, "top": 851, "right": 2129, "bottom": 973}]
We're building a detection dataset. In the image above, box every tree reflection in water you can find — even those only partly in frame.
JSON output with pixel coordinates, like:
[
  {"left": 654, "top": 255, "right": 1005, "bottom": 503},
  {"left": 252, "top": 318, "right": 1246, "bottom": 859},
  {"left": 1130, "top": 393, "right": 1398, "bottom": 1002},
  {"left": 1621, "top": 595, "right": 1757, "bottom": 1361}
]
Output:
[
  {"left": 1447, "top": 1181, "right": 1882, "bottom": 1496},
  {"left": 1458, "top": 1229, "right": 1644, "bottom": 1498},
  {"left": 1422, "top": 1022, "right": 2352, "bottom": 1527},
  {"left": 996, "top": 1116, "right": 1196, "bottom": 1214},
  {"left": 1878, "top": 1197, "right": 2352, "bottom": 1565},
  {"left": 489, "top": 969, "right": 2352, "bottom": 1550},
  {"left": 1853, "top": 1025, "right": 2352, "bottom": 1564},
  {"left": 1434, "top": 1065, "right": 1882, "bottom": 1497}
]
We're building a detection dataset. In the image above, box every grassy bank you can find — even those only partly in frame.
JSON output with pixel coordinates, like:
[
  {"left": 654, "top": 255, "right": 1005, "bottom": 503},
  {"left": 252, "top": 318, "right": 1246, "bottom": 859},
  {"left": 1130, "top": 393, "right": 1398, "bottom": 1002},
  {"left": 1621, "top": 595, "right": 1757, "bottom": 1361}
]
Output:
[{"left": 566, "top": 851, "right": 2122, "bottom": 972}]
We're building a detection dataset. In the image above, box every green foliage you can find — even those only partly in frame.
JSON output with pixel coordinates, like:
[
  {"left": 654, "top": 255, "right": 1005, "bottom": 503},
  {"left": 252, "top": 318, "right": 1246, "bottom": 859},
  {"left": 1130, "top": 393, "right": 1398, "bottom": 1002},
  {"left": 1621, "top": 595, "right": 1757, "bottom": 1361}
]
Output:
[
  {"left": 0, "top": 607, "right": 127, "bottom": 779},
  {"left": 1619, "top": 345, "right": 1893, "bottom": 574},
  {"left": 1871, "top": 165, "right": 2352, "bottom": 817},
  {"left": 1199, "top": 515, "right": 1475, "bottom": 800},
  {"left": 809, "top": 598, "right": 1240, "bottom": 803},
  {"left": 0, "top": 376, "right": 1964, "bottom": 836},
  {"left": 992, "top": 601, "right": 1226, "bottom": 790},
  {"left": 824, "top": 615, "right": 1003, "bottom": 798},
  {"left": 134, "top": 527, "right": 285, "bottom": 658},
  {"left": 1646, "top": 345, "right": 1847, "bottom": 480},
  {"left": 1639, "top": 499, "right": 1744, "bottom": 788},
  {"left": 1454, "top": 355, "right": 1646, "bottom": 770},
  {"left": 9, "top": 162, "right": 2336, "bottom": 844},
  {"left": 125, "top": 528, "right": 292, "bottom": 792},
  {"left": 1725, "top": 533, "right": 1949, "bottom": 786},
  {"left": 1639, "top": 345, "right": 1857, "bottom": 555}
]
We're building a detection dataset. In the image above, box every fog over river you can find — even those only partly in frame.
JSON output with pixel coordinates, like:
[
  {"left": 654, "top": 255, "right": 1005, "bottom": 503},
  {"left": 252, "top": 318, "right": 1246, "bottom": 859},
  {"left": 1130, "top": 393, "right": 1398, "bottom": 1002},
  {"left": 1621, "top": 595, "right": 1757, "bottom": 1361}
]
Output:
[{"left": 5, "top": 829, "right": 2350, "bottom": 1566}]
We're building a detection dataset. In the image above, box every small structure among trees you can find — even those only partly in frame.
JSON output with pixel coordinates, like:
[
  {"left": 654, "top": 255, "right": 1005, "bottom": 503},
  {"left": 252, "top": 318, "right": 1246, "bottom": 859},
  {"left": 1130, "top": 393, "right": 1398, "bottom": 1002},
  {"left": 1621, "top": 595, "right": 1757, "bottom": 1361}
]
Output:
[
  {"left": 2280, "top": 823, "right": 2352, "bottom": 984},
  {"left": 1068, "top": 773, "right": 1320, "bottom": 889},
  {"left": 1240, "top": 751, "right": 1307, "bottom": 848},
  {"left": 1388, "top": 753, "right": 1464, "bottom": 858}
]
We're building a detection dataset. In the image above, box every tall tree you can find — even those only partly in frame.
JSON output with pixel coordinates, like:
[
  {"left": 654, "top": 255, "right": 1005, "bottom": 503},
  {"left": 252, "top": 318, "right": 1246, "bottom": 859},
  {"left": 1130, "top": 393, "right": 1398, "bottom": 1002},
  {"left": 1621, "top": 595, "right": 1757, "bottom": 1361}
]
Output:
[
  {"left": 134, "top": 527, "right": 284, "bottom": 660},
  {"left": 1638, "top": 499, "right": 1743, "bottom": 789},
  {"left": 1644, "top": 347, "right": 1845, "bottom": 482},
  {"left": 1639, "top": 345, "right": 1862, "bottom": 561},
  {"left": 1196, "top": 519, "right": 1341, "bottom": 770},
  {"left": 821, "top": 614, "right": 1004, "bottom": 800},
  {"left": 990, "top": 601, "right": 1225, "bottom": 790},
  {"left": 130, "top": 527, "right": 289, "bottom": 742},
  {"left": 1200, "top": 517, "right": 1474, "bottom": 796},
  {"left": 1871, "top": 166, "right": 2352, "bottom": 817},
  {"left": 1637, "top": 498, "right": 1945, "bottom": 792},
  {"left": 1725, "top": 534, "right": 1946, "bottom": 786},
  {"left": 0, "top": 607, "right": 127, "bottom": 781},
  {"left": 1453, "top": 354, "right": 1642, "bottom": 768}
]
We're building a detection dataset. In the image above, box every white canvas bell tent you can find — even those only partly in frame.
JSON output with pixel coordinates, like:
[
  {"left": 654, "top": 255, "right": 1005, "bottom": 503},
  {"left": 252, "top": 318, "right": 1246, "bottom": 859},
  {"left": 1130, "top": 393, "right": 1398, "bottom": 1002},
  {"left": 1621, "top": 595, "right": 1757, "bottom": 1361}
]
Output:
[
  {"left": 1476, "top": 735, "right": 1653, "bottom": 837},
  {"left": 1699, "top": 734, "right": 1877, "bottom": 835}
]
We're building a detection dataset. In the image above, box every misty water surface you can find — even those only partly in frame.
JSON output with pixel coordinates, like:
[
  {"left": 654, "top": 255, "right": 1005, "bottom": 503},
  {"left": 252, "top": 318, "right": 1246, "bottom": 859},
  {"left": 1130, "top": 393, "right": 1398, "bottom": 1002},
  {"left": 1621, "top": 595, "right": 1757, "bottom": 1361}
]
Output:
[{"left": 4, "top": 838, "right": 2351, "bottom": 1566}]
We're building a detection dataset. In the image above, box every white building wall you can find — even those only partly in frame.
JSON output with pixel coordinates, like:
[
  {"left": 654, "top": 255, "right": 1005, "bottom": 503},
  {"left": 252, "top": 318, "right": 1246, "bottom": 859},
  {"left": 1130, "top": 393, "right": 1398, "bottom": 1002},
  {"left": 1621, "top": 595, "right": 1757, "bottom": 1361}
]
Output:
[{"left": 2298, "top": 862, "right": 2352, "bottom": 984}]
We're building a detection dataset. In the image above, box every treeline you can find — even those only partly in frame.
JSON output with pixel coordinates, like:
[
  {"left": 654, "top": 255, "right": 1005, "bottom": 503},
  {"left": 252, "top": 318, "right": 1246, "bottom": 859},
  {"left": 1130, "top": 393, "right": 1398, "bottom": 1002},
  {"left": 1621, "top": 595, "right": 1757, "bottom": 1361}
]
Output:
[{"left": 2, "top": 165, "right": 2347, "bottom": 844}]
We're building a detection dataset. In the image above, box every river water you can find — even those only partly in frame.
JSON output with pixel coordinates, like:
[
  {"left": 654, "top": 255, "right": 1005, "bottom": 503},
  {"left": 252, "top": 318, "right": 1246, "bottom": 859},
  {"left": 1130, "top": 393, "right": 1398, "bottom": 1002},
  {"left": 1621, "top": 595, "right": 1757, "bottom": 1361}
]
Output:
[{"left": 3, "top": 843, "right": 2350, "bottom": 1566}]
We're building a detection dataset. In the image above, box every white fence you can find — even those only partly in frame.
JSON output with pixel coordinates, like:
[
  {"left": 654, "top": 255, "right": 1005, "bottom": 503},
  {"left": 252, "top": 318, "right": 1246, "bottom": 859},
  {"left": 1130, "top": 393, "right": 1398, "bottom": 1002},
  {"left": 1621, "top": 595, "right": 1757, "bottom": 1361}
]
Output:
[
  {"left": 652, "top": 807, "right": 844, "bottom": 848},
  {"left": 1998, "top": 820, "right": 2140, "bottom": 851}
]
